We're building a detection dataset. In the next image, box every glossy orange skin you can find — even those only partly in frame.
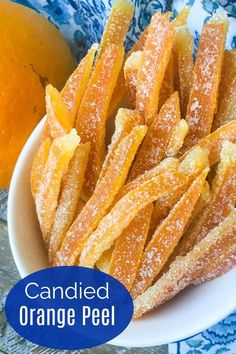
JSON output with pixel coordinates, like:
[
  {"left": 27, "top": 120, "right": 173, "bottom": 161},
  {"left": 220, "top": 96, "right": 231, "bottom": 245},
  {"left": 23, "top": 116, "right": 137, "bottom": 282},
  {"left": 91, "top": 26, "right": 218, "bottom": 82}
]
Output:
[{"left": 0, "top": 0, "right": 75, "bottom": 187}]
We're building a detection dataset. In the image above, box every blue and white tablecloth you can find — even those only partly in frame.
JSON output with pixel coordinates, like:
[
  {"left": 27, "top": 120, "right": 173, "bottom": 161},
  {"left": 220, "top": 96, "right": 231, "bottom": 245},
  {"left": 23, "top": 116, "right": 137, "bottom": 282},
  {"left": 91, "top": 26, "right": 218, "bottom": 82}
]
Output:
[{"left": 4, "top": 0, "right": 236, "bottom": 352}]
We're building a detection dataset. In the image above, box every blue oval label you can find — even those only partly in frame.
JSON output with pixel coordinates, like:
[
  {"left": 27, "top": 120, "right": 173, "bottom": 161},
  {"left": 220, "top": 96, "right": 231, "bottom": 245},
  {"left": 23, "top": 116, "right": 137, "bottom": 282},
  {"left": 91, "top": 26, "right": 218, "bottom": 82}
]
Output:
[{"left": 5, "top": 266, "right": 133, "bottom": 349}]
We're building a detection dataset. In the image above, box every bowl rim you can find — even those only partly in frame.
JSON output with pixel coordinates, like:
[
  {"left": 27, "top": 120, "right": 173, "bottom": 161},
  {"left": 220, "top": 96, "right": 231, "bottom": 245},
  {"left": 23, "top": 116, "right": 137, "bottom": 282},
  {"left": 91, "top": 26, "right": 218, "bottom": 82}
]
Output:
[
  {"left": 7, "top": 117, "right": 236, "bottom": 347},
  {"left": 8, "top": 117, "right": 46, "bottom": 278}
]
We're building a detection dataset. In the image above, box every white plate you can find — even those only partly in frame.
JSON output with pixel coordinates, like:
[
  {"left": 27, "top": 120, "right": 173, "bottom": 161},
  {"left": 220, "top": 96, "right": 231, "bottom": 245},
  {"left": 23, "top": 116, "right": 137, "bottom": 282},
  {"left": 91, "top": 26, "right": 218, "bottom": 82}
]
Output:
[{"left": 8, "top": 118, "right": 236, "bottom": 347}]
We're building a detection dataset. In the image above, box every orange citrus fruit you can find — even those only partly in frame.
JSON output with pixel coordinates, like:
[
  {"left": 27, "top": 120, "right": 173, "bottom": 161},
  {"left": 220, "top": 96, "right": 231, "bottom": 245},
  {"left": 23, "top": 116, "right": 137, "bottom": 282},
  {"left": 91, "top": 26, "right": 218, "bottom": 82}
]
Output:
[{"left": 0, "top": 0, "right": 75, "bottom": 188}]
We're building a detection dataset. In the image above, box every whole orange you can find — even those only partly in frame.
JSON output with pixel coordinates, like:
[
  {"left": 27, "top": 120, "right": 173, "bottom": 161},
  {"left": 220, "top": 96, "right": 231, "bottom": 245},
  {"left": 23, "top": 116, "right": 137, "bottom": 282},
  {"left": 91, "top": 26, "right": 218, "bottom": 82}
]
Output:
[{"left": 0, "top": 0, "right": 75, "bottom": 188}]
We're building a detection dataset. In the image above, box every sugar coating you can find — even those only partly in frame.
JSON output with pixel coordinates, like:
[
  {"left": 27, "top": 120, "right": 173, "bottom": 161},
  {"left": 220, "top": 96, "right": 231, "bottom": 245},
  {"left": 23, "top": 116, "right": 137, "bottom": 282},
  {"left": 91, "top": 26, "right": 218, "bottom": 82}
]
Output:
[
  {"left": 174, "top": 26, "right": 194, "bottom": 116},
  {"left": 99, "top": 0, "right": 134, "bottom": 52},
  {"left": 133, "top": 209, "right": 236, "bottom": 318},
  {"left": 166, "top": 119, "right": 189, "bottom": 157},
  {"left": 192, "top": 243, "right": 236, "bottom": 285},
  {"left": 55, "top": 126, "right": 146, "bottom": 266},
  {"left": 124, "top": 51, "right": 142, "bottom": 108},
  {"left": 109, "top": 204, "right": 153, "bottom": 290},
  {"left": 184, "top": 20, "right": 227, "bottom": 149},
  {"left": 35, "top": 130, "right": 80, "bottom": 247},
  {"left": 46, "top": 85, "right": 73, "bottom": 139},
  {"left": 49, "top": 143, "right": 90, "bottom": 263},
  {"left": 170, "top": 142, "right": 236, "bottom": 261},
  {"left": 129, "top": 92, "right": 181, "bottom": 180},
  {"left": 76, "top": 45, "right": 124, "bottom": 197},
  {"left": 136, "top": 12, "right": 174, "bottom": 125},
  {"left": 131, "top": 169, "right": 208, "bottom": 298},
  {"left": 61, "top": 44, "right": 98, "bottom": 118},
  {"left": 99, "top": 108, "right": 143, "bottom": 179},
  {"left": 31, "top": 137, "right": 51, "bottom": 199},
  {"left": 79, "top": 169, "right": 189, "bottom": 268}
]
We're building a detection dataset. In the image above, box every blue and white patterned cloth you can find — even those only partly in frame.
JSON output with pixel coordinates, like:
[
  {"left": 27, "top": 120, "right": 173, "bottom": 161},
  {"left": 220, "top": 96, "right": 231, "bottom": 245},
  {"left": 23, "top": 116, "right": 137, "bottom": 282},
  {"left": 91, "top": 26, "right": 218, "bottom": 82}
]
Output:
[
  {"left": 5, "top": 0, "right": 236, "bottom": 352},
  {"left": 169, "top": 313, "right": 236, "bottom": 354}
]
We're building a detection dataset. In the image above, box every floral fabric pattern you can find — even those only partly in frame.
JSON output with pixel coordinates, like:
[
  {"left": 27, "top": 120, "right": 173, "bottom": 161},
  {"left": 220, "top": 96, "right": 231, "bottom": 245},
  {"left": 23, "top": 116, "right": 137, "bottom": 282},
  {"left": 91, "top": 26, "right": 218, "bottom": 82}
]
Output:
[
  {"left": 12, "top": 0, "right": 236, "bottom": 59},
  {"left": 169, "top": 314, "right": 236, "bottom": 353}
]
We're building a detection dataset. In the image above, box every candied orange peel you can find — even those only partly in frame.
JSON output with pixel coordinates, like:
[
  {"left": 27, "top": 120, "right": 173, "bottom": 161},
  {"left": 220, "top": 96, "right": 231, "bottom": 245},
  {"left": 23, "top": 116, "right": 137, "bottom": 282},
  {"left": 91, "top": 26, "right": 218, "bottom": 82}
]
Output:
[
  {"left": 166, "top": 119, "right": 189, "bottom": 157},
  {"left": 75, "top": 44, "right": 124, "bottom": 198},
  {"left": 100, "top": 108, "right": 143, "bottom": 179},
  {"left": 173, "top": 7, "right": 190, "bottom": 27},
  {"left": 48, "top": 142, "right": 90, "bottom": 263},
  {"left": 213, "top": 50, "right": 236, "bottom": 130},
  {"left": 192, "top": 242, "right": 236, "bottom": 285},
  {"left": 79, "top": 168, "right": 190, "bottom": 268},
  {"left": 181, "top": 119, "right": 236, "bottom": 167},
  {"left": 183, "top": 12, "right": 228, "bottom": 150},
  {"left": 173, "top": 141, "right": 236, "bottom": 259},
  {"left": 154, "top": 146, "right": 209, "bottom": 224},
  {"left": 131, "top": 168, "right": 208, "bottom": 298},
  {"left": 109, "top": 204, "right": 153, "bottom": 291},
  {"left": 55, "top": 125, "right": 147, "bottom": 266},
  {"left": 133, "top": 209, "right": 236, "bottom": 318},
  {"left": 35, "top": 129, "right": 80, "bottom": 247},
  {"left": 129, "top": 92, "right": 181, "bottom": 180},
  {"left": 46, "top": 84, "right": 74, "bottom": 139},
  {"left": 124, "top": 51, "right": 142, "bottom": 108},
  {"left": 96, "top": 246, "right": 114, "bottom": 273},
  {"left": 31, "top": 3, "right": 236, "bottom": 316},
  {"left": 31, "top": 138, "right": 51, "bottom": 199},
  {"left": 174, "top": 26, "right": 194, "bottom": 117},
  {"left": 60, "top": 44, "right": 98, "bottom": 121},
  {"left": 136, "top": 12, "right": 175, "bottom": 125},
  {"left": 99, "top": 0, "right": 134, "bottom": 55}
]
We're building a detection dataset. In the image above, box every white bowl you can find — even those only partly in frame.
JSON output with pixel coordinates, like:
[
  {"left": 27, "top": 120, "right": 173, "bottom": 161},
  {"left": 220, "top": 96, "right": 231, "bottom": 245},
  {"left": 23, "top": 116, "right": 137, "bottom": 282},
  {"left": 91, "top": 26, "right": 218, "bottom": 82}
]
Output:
[{"left": 8, "top": 118, "right": 236, "bottom": 347}]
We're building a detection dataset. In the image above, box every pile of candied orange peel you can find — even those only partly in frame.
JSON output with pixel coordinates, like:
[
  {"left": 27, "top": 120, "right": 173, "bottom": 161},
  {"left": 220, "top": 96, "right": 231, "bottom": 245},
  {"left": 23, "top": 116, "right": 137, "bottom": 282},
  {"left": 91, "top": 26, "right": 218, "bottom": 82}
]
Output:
[{"left": 31, "top": 0, "right": 236, "bottom": 318}]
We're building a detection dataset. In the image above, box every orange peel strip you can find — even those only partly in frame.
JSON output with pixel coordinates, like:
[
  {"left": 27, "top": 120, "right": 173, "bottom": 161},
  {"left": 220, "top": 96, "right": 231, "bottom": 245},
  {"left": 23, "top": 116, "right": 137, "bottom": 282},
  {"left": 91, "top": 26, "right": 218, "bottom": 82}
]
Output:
[
  {"left": 100, "top": 108, "right": 143, "bottom": 179},
  {"left": 99, "top": 0, "right": 134, "bottom": 55},
  {"left": 41, "top": 120, "right": 52, "bottom": 141},
  {"left": 109, "top": 204, "right": 153, "bottom": 291},
  {"left": 124, "top": 51, "right": 142, "bottom": 108},
  {"left": 35, "top": 129, "right": 80, "bottom": 247},
  {"left": 133, "top": 209, "right": 236, "bottom": 318},
  {"left": 192, "top": 243, "right": 236, "bottom": 286},
  {"left": 129, "top": 92, "right": 181, "bottom": 180},
  {"left": 75, "top": 45, "right": 124, "bottom": 198},
  {"left": 79, "top": 168, "right": 190, "bottom": 268},
  {"left": 153, "top": 146, "right": 209, "bottom": 225},
  {"left": 128, "top": 145, "right": 208, "bottom": 227},
  {"left": 119, "top": 157, "right": 179, "bottom": 201},
  {"left": 166, "top": 119, "right": 189, "bottom": 157},
  {"left": 31, "top": 138, "right": 51, "bottom": 199},
  {"left": 218, "top": 50, "right": 236, "bottom": 102},
  {"left": 181, "top": 119, "right": 236, "bottom": 167},
  {"left": 159, "top": 53, "right": 175, "bottom": 110},
  {"left": 173, "top": 7, "right": 190, "bottom": 27},
  {"left": 213, "top": 50, "right": 236, "bottom": 130},
  {"left": 55, "top": 125, "right": 147, "bottom": 266},
  {"left": 213, "top": 76, "right": 236, "bottom": 130},
  {"left": 96, "top": 246, "right": 114, "bottom": 273},
  {"left": 107, "top": 71, "right": 129, "bottom": 119},
  {"left": 159, "top": 9, "right": 191, "bottom": 111},
  {"left": 136, "top": 12, "right": 175, "bottom": 125},
  {"left": 48, "top": 142, "right": 90, "bottom": 263},
  {"left": 60, "top": 44, "right": 98, "bottom": 121},
  {"left": 130, "top": 27, "right": 149, "bottom": 53},
  {"left": 174, "top": 141, "right": 236, "bottom": 258},
  {"left": 187, "top": 181, "right": 211, "bottom": 225},
  {"left": 183, "top": 13, "right": 228, "bottom": 149},
  {"left": 46, "top": 84, "right": 74, "bottom": 139},
  {"left": 174, "top": 25, "right": 194, "bottom": 117},
  {"left": 108, "top": 25, "right": 148, "bottom": 118},
  {"left": 131, "top": 168, "right": 208, "bottom": 298}
]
